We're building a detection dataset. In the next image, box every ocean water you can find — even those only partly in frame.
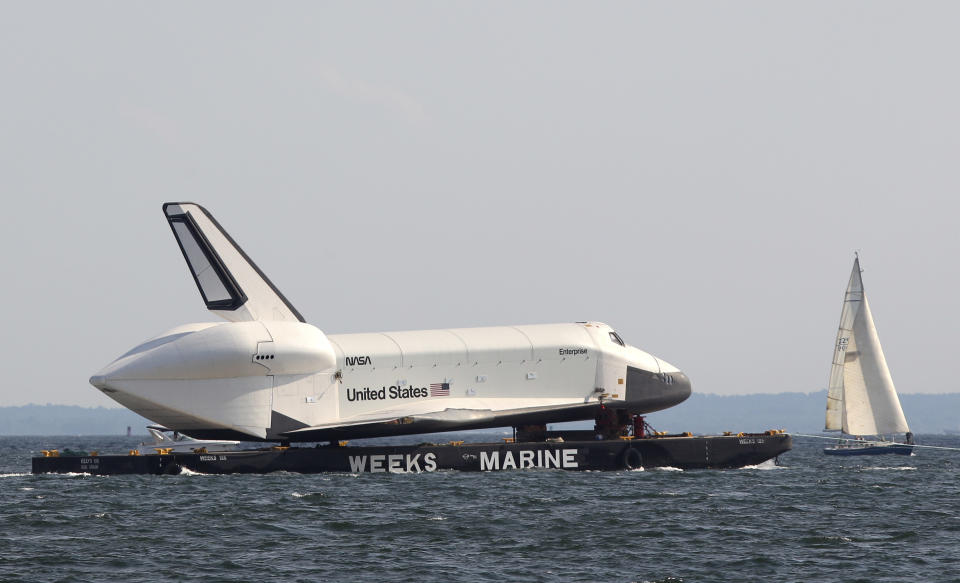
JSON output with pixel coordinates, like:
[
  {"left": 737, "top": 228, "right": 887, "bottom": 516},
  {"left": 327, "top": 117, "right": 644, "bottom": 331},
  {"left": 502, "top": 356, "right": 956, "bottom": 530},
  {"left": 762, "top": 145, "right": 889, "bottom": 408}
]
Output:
[{"left": 2, "top": 434, "right": 959, "bottom": 583}]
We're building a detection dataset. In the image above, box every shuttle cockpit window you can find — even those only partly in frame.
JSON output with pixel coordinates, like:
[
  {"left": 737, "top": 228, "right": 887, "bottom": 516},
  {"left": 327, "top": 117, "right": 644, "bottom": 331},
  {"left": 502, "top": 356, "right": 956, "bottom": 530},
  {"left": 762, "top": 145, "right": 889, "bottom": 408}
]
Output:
[{"left": 609, "top": 331, "right": 625, "bottom": 346}]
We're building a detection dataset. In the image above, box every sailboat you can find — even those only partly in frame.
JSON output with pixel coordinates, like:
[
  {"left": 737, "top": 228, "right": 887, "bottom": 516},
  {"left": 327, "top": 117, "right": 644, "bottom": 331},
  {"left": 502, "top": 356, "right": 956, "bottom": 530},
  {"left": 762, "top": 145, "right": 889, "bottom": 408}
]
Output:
[{"left": 823, "top": 255, "right": 914, "bottom": 456}]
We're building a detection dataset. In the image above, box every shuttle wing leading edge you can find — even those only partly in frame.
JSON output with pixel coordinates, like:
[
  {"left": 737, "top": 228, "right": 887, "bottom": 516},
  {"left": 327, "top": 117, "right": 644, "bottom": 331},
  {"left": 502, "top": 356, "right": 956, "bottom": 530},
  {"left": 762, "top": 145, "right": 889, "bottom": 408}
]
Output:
[
  {"left": 162, "top": 202, "right": 305, "bottom": 323},
  {"left": 282, "top": 401, "right": 598, "bottom": 441}
]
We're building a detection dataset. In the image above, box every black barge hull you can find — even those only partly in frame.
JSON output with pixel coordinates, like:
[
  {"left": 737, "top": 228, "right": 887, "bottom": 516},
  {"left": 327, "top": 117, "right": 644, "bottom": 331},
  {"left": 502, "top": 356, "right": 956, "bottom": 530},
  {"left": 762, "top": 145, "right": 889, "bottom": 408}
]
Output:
[{"left": 32, "top": 434, "right": 791, "bottom": 475}]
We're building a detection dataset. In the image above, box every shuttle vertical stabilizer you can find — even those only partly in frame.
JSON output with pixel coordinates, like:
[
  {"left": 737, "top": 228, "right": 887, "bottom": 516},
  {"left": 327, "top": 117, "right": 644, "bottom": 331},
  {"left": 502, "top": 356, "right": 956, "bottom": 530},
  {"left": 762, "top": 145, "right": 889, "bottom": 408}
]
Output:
[{"left": 163, "top": 202, "right": 304, "bottom": 323}]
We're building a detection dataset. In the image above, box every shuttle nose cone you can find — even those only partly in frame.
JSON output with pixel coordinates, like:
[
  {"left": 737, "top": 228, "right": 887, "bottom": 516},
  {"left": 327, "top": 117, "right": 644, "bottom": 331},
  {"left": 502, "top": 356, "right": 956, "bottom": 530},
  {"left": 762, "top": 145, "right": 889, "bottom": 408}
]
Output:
[
  {"left": 625, "top": 366, "right": 692, "bottom": 413},
  {"left": 671, "top": 371, "right": 692, "bottom": 403}
]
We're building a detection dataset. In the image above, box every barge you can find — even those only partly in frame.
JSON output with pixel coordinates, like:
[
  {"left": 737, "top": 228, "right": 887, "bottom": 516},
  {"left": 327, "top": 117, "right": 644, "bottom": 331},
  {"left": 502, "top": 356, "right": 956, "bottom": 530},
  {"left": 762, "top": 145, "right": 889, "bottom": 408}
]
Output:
[{"left": 32, "top": 430, "right": 791, "bottom": 475}]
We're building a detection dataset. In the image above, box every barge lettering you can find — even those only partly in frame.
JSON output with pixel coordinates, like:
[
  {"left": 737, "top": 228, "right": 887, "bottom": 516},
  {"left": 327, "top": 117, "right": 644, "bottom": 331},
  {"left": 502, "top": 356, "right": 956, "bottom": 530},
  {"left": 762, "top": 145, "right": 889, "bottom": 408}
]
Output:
[
  {"left": 348, "top": 453, "right": 437, "bottom": 473},
  {"left": 346, "top": 386, "right": 429, "bottom": 402},
  {"left": 480, "top": 448, "right": 578, "bottom": 471}
]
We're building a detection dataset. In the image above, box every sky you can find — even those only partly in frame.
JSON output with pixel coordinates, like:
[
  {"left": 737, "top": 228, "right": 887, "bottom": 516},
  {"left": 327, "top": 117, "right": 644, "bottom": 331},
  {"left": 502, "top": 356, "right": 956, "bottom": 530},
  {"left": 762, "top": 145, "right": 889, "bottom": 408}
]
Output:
[{"left": 2, "top": 2, "right": 958, "bottom": 408}]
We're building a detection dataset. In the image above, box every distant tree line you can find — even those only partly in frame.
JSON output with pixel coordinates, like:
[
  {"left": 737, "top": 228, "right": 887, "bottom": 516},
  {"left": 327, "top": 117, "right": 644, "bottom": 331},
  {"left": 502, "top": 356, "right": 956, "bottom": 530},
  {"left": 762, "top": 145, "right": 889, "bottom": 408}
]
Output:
[
  {"left": 645, "top": 390, "right": 960, "bottom": 435},
  {"left": 0, "top": 405, "right": 151, "bottom": 435},
  {"left": 2, "top": 392, "right": 958, "bottom": 435}
]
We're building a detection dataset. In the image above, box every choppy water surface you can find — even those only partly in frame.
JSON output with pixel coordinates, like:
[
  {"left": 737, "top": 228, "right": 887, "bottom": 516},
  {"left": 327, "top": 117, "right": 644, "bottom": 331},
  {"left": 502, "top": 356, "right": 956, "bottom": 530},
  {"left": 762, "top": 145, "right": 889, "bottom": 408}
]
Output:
[{"left": 3, "top": 434, "right": 960, "bottom": 583}]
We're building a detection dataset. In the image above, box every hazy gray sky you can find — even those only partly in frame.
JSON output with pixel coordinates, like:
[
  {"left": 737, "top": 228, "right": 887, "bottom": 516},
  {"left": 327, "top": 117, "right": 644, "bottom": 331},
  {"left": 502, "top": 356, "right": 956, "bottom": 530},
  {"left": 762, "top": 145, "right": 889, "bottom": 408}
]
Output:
[{"left": 2, "top": 2, "right": 957, "bottom": 407}]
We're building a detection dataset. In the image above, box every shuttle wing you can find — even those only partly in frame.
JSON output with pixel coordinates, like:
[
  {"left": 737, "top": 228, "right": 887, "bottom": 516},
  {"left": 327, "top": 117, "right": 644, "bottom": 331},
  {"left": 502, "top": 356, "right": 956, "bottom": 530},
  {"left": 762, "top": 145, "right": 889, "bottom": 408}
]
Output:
[
  {"left": 282, "top": 400, "right": 596, "bottom": 441},
  {"left": 163, "top": 203, "right": 305, "bottom": 323}
]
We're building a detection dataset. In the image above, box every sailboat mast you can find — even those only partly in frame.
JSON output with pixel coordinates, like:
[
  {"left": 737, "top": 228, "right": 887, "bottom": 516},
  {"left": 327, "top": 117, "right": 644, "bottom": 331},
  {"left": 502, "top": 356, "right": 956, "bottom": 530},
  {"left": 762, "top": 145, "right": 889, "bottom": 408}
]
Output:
[{"left": 825, "top": 256, "right": 862, "bottom": 432}]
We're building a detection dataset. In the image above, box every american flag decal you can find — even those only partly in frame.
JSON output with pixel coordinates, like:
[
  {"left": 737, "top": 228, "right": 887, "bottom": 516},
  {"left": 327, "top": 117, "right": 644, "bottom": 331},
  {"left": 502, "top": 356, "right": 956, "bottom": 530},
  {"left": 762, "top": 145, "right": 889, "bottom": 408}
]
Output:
[{"left": 430, "top": 382, "right": 450, "bottom": 397}]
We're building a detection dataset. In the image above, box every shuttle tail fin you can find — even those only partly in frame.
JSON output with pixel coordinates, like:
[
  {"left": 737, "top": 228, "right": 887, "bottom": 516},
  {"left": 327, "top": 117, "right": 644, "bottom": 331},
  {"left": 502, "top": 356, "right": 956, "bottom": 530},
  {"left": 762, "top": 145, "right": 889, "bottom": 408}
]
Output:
[{"left": 162, "top": 202, "right": 305, "bottom": 323}]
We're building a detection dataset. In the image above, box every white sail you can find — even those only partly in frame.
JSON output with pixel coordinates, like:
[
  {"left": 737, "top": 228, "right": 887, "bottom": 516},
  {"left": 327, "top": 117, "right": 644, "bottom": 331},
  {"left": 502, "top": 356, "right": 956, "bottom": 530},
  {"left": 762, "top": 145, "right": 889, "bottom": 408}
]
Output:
[
  {"left": 825, "top": 260, "right": 862, "bottom": 431},
  {"left": 825, "top": 257, "right": 910, "bottom": 436}
]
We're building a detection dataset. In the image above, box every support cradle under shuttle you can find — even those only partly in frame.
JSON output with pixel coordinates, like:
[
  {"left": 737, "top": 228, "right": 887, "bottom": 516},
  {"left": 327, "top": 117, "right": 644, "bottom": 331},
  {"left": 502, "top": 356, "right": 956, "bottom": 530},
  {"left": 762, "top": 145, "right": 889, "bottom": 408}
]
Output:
[{"left": 90, "top": 203, "right": 691, "bottom": 442}]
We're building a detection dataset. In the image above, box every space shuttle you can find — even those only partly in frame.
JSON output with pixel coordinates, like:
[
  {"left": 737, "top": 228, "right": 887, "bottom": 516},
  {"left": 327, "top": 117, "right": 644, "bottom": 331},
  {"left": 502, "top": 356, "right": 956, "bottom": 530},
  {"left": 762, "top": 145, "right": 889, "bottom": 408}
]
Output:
[{"left": 89, "top": 203, "right": 691, "bottom": 442}]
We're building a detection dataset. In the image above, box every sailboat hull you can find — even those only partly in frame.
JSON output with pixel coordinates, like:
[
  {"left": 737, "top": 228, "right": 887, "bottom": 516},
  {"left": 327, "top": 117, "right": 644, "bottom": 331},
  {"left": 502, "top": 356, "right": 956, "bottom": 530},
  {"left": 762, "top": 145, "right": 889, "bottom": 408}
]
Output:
[{"left": 823, "top": 443, "right": 913, "bottom": 456}]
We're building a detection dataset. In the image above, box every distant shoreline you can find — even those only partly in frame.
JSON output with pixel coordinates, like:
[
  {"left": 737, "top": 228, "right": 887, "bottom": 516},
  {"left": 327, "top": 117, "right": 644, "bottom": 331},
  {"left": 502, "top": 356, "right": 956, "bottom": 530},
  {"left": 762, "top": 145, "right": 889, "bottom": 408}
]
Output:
[
  {"left": 3, "top": 391, "right": 959, "bottom": 435},
  {"left": 0, "top": 404, "right": 151, "bottom": 436}
]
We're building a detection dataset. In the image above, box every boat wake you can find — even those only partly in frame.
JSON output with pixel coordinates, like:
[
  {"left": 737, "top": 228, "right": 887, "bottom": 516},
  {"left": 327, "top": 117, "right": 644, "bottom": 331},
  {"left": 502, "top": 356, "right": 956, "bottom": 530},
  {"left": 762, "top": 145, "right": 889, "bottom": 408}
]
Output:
[
  {"left": 291, "top": 491, "right": 324, "bottom": 500},
  {"left": 740, "top": 459, "right": 783, "bottom": 471}
]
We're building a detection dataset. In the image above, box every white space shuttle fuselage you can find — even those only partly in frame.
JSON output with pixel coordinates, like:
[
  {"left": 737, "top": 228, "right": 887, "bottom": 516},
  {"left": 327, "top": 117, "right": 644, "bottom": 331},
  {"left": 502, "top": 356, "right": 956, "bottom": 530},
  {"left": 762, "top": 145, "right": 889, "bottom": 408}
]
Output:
[{"left": 90, "top": 203, "right": 691, "bottom": 442}]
